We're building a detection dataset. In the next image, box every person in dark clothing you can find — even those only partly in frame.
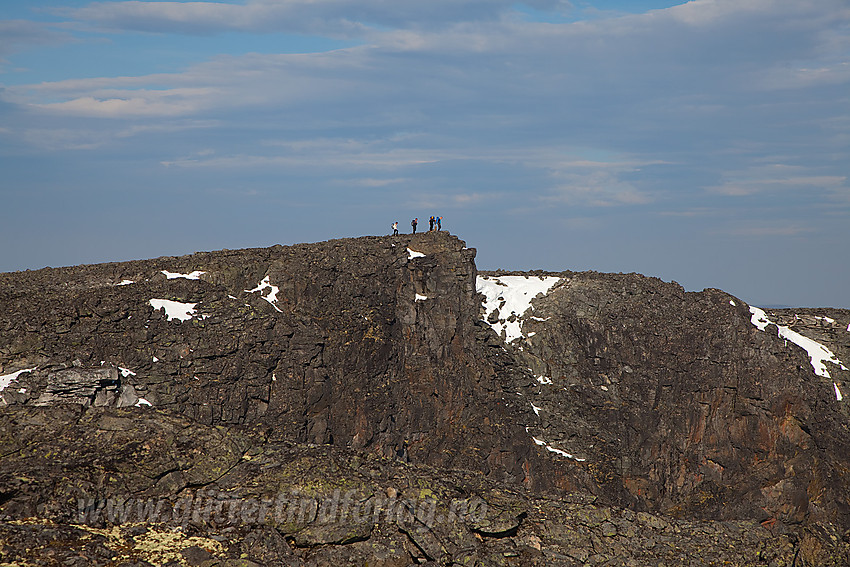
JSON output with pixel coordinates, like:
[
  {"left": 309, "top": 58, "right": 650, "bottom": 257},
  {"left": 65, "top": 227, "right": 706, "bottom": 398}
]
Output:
[
  {"left": 411, "top": 218, "right": 418, "bottom": 233},
  {"left": 429, "top": 216, "right": 435, "bottom": 231},
  {"left": 437, "top": 216, "right": 442, "bottom": 231},
  {"left": 392, "top": 221, "right": 398, "bottom": 236}
]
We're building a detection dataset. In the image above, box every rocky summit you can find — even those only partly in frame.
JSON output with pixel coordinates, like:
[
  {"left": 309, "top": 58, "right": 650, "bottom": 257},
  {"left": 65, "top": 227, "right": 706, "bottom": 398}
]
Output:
[{"left": 1, "top": 232, "right": 849, "bottom": 566}]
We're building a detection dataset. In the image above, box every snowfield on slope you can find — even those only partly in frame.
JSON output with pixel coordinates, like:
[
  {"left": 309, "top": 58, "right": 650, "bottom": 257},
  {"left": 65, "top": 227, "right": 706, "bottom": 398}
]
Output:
[
  {"left": 750, "top": 306, "right": 848, "bottom": 400},
  {"left": 149, "top": 299, "right": 198, "bottom": 322},
  {"left": 477, "top": 275, "right": 561, "bottom": 343}
]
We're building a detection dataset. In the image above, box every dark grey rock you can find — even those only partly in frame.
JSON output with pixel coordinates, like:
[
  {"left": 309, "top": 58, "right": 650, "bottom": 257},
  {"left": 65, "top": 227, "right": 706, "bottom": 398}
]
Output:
[{"left": 0, "top": 234, "right": 848, "bottom": 566}]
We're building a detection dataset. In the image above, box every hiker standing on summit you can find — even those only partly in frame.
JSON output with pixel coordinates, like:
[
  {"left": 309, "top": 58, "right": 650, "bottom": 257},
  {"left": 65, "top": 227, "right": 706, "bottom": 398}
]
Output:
[
  {"left": 437, "top": 216, "right": 442, "bottom": 231},
  {"left": 392, "top": 221, "right": 398, "bottom": 236},
  {"left": 429, "top": 216, "right": 435, "bottom": 231},
  {"left": 411, "top": 218, "right": 418, "bottom": 233}
]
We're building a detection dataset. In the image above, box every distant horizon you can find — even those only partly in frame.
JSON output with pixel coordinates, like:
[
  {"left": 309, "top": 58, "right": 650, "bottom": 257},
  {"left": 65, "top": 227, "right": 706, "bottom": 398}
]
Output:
[{"left": 1, "top": 231, "right": 845, "bottom": 310}]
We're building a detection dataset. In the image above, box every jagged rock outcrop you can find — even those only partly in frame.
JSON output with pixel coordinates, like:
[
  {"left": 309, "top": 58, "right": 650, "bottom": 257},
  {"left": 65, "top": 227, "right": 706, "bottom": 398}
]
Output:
[{"left": 1, "top": 234, "right": 849, "bottom": 565}]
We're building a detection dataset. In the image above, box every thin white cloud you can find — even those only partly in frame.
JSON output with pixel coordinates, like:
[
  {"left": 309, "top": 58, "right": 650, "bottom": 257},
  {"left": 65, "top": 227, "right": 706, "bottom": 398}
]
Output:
[
  {"left": 32, "top": 89, "right": 216, "bottom": 118},
  {"left": 0, "top": 20, "right": 73, "bottom": 57},
  {"left": 6, "top": 120, "right": 219, "bottom": 151},
  {"left": 20, "top": 128, "right": 108, "bottom": 151},
  {"left": 68, "top": 0, "right": 567, "bottom": 36},
  {"left": 346, "top": 178, "right": 409, "bottom": 187},
  {"left": 403, "top": 191, "right": 504, "bottom": 210},
  {"left": 544, "top": 170, "right": 652, "bottom": 207},
  {"left": 160, "top": 149, "right": 447, "bottom": 169},
  {"left": 725, "top": 224, "right": 816, "bottom": 237},
  {"left": 706, "top": 165, "right": 848, "bottom": 197}
]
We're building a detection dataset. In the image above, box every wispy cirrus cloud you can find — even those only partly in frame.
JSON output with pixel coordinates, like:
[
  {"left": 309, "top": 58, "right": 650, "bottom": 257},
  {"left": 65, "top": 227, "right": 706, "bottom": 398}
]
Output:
[
  {"left": 67, "top": 0, "right": 572, "bottom": 36},
  {"left": 0, "top": 19, "right": 73, "bottom": 59},
  {"left": 706, "top": 164, "right": 848, "bottom": 197},
  {"left": 724, "top": 224, "right": 817, "bottom": 237},
  {"left": 544, "top": 176, "right": 652, "bottom": 207}
]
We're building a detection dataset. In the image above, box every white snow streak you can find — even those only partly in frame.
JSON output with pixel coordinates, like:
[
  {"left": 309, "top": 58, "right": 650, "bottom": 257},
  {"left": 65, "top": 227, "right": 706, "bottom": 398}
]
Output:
[
  {"left": 407, "top": 248, "right": 426, "bottom": 259},
  {"left": 835, "top": 383, "right": 843, "bottom": 401},
  {"left": 162, "top": 270, "right": 205, "bottom": 280},
  {"left": 245, "top": 276, "right": 283, "bottom": 313},
  {"left": 536, "top": 375, "right": 553, "bottom": 385},
  {"left": 135, "top": 397, "right": 153, "bottom": 407},
  {"left": 149, "top": 299, "right": 197, "bottom": 322},
  {"left": 749, "top": 306, "right": 846, "bottom": 392},
  {"left": 531, "top": 402, "right": 541, "bottom": 416},
  {"left": 117, "top": 279, "right": 135, "bottom": 286},
  {"left": 532, "top": 436, "right": 586, "bottom": 462},
  {"left": 415, "top": 294, "right": 428, "bottom": 302},
  {"left": 477, "top": 275, "right": 561, "bottom": 343},
  {"left": 0, "top": 367, "right": 36, "bottom": 394},
  {"left": 730, "top": 300, "right": 736, "bottom": 306},
  {"left": 119, "top": 367, "right": 136, "bottom": 378}
]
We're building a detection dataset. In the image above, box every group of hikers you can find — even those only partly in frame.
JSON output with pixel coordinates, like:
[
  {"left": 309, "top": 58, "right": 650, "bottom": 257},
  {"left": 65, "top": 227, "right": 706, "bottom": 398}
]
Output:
[{"left": 392, "top": 216, "right": 442, "bottom": 235}]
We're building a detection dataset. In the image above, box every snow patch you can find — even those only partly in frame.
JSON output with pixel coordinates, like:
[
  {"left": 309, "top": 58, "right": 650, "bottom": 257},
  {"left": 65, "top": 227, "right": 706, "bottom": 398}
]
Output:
[
  {"left": 0, "top": 367, "right": 36, "bottom": 393},
  {"left": 245, "top": 276, "right": 283, "bottom": 313},
  {"left": 119, "top": 367, "right": 136, "bottom": 378},
  {"left": 162, "top": 270, "right": 205, "bottom": 280},
  {"left": 730, "top": 300, "right": 736, "bottom": 306},
  {"left": 415, "top": 294, "right": 428, "bottom": 302},
  {"left": 835, "top": 383, "right": 843, "bottom": 401},
  {"left": 531, "top": 403, "right": 541, "bottom": 416},
  {"left": 152, "top": 356, "right": 159, "bottom": 363},
  {"left": 135, "top": 397, "right": 152, "bottom": 407},
  {"left": 477, "top": 275, "right": 561, "bottom": 343},
  {"left": 536, "top": 375, "right": 553, "bottom": 385},
  {"left": 532, "top": 436, "right": 586, "bottom": 462},
  {"left": 749, "top": 306, "right": 845, "bottom": 379},
  {"left": 407, "top": 248, "right": 426, "bottom": 259},
  {"left": 149, "top": 299, "right": 198, "bottom": 322},
  {"left": 816, "top": 316, "right": 836, "bottom": 324},
  {"left": 117, "top": 279, "right": 135, "bottom": 286},
  {"left": 750, "top": 306, "right": 772, "bottom": 331}
]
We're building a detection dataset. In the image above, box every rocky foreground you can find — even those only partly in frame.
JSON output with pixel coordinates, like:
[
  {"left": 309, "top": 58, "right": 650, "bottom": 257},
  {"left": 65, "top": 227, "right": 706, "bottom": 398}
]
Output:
[{"left": 1, "top": 233, "right": 848, "bottom": 566}]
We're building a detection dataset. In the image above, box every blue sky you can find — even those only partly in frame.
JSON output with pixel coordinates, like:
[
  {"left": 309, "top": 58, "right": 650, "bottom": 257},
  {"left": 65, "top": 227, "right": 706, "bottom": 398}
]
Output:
[{"left": 1, "top": 0, "right": 848, "bottom": 308}]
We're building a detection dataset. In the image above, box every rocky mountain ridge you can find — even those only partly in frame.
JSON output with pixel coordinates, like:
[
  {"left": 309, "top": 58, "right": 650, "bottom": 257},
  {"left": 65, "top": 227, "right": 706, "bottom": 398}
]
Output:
[{"left": 1, "top": 232, "right": 849, "bottom": 566}]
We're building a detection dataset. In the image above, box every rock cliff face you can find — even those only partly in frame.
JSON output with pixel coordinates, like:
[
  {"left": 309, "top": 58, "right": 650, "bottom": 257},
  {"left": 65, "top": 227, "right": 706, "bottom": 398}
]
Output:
[
  {"left": 479, "top": 271, "right": 850, "bottom": 526},
  {"left": 1, "top": 233, "right": 849, "bottom": 566}
]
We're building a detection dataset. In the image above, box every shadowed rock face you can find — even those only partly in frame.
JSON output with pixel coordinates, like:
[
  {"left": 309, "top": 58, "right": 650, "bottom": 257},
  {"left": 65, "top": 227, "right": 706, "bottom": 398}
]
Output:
[
  {"left": 484, "top": 271, "right": 850, "bottom": 529},
  {"left": 1, "top": 234, "right": 849, "bottom": 565}
]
